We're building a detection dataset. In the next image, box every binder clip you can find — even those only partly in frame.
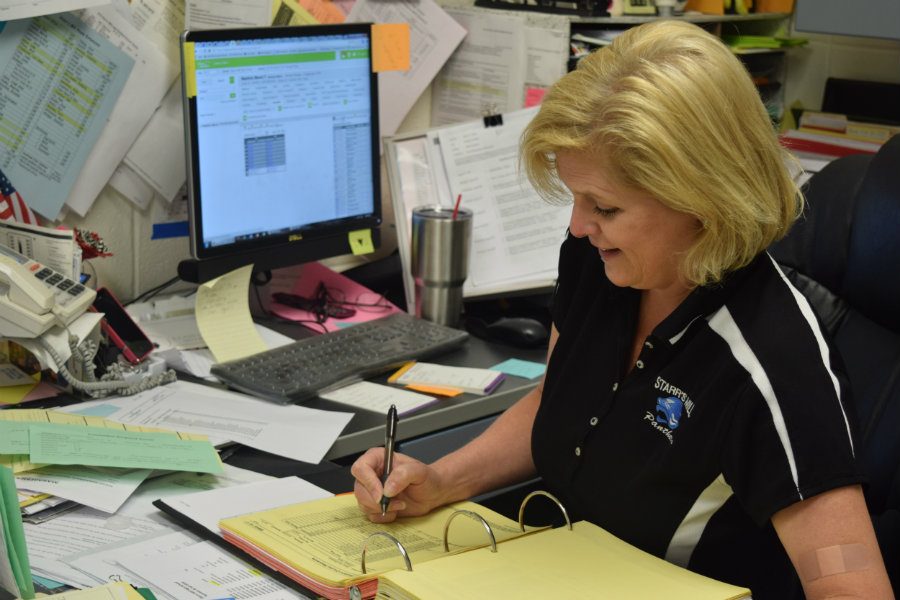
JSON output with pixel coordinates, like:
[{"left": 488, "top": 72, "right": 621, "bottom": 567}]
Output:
[{"left": 482, "top": 104, "right": 504, "bottom": 128}]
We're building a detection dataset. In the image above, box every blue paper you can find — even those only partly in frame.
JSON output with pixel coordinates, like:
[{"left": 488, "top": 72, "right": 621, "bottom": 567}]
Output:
[
  {"left": 489, "top": 358, "right": 546, "bottom": 380},
  {"left": 0, "top": 13, "right": 134, "bottom": 219}
]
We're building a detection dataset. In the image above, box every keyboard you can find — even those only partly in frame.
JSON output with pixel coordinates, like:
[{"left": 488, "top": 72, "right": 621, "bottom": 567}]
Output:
[{"left": 211, "top": 312, "right": 469, "bottom": 404}]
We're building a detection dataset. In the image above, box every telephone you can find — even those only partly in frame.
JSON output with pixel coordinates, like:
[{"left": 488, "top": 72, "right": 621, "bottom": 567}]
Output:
[{"left": 0, "top": 243, "right": 96, "bottom": 338}]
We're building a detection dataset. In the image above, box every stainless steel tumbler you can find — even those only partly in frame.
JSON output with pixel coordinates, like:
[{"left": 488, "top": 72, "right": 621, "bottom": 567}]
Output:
[{"left": 410, "top": 205, "right": 473, "bottom": 327}]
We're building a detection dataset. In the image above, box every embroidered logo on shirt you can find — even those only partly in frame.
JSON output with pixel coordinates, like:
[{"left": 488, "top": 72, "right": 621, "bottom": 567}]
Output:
[
  {"left": 644, "top": 377, "right": 695, "bottom": 444},
  {"left": 655, "top": 396, "right": 683, "bottom": 429}
]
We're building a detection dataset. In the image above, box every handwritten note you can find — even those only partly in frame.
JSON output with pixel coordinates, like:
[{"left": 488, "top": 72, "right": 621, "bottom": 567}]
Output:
[
  {"left": 320, "top": 381, "right": 438, "bottom": 416},
  {"left": 372, "top": 23, "right": 411, "bottom": 72},
  {"left": 195, "top": 264, "right": 268, "bottom": 363}
]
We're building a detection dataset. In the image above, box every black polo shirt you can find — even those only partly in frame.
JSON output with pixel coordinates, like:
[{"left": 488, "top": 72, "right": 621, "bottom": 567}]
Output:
[{"left": 532, "top": 234, "right": 863, "bottom": 598}]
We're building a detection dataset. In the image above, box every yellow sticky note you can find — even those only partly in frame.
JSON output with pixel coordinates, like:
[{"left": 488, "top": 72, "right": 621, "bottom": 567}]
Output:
[
  {"left": 371, "top": 23, "right": 410, "bottom": 73},
  {"left": 404, "top": 384, "right": 463, "bottom": 397},
  {"left": 183, "top": 42, "right": 197, "bottom": 98},
  {"left": 348, "top": 229, "right": 375, "bottom": 255},
  {"left": 195, "top": 264, "right": 269, "bottom": 363},
  {"left": 0, "top": 378, "right": 38, "bottom": 406}
]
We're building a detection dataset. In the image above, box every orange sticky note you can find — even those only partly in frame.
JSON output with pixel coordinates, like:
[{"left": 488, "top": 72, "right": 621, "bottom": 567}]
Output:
[
  {"left": 372, "top": 23, "right": 410, "bottom": 73},
  {"left": 404, "top": 384, "right": 463, "bottom": 397}
]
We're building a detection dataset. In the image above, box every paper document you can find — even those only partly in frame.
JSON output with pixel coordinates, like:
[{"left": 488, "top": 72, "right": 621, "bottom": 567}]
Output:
[
  {"left": 161, "top": 476, "right": 332, "bottom": 534},
  {"left": 0, "top": 406, "right": 211, "bottom": 473},
  {"left": 196, "top": 264, "right": 269, "bottom": 363},
  {"left": 119, "top": 540, "right": 311, "bottom": 599},
  {"left": 65, "top": 6, "right": 175, "bottom": 217},
  {"left": 390, "top": 362, "right": 505, "bottom": 395},
  {"left": 28, "top": 423, "right": 223, "bottom": 474},
  {"left": 107, "top": 163, "right": 156, "bottom": 210},
  {"left": 15, "top": 465, "right": 152, "bottom": 514},
  {"left": 186, "top": 0, "right": 272, "bottom": 29},
  {"left": 437, "top": 107, "right": 569, "bottom": 289},
  {"left": 219, "top": 494, "right": 527, "bottom": 586},
  {"left": 320, "top": 381, "right": 438, "bottom": 416},
  {"left": 431, "top": 7, "right": 526, "bottom": 126},
  {"left": 120, "top": 80, "right": 186, "bottom": 202},
  {"left": 348, "top": 0, "right": 466, "bottom": 136},
  {"left": 24, "top": 506, "right": 167, "bottom": 588},
  {"left": 92, "top": 380, "right": 352, "bottom": 464},
  {"left": 0, "top": 0, "right": 109, "bottom": 21},
  {"left": 114, "top": 0, "right": 185, "bottom": 68},
  {"left": 0, "top": 221, "right": 79, "bottom": 279},
  {"left": 0, "top": 13, "right": 134, "bottom": 220},
  {"left": 66, "top": 529, "right": 204, "bottom": 594}
]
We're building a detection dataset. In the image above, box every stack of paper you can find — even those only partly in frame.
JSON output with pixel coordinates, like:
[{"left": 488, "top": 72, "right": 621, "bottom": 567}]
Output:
[{"left": 388, "top": 362, "right": 505, "bottom": 396}]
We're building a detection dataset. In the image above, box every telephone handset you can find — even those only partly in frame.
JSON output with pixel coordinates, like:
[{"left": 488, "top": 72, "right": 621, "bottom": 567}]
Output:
[{"left": 0, "top": 243, "right": 96, "bottom": 338}]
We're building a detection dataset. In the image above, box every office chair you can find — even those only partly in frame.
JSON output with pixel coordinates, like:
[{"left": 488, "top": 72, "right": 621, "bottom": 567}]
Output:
[{"left": 770, "top": 134, "right": 900, "bottom": 590}]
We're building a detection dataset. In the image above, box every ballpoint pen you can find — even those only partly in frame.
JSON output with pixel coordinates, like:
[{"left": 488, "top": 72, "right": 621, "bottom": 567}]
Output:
[{"left": 380, "top": 404, "right": 398, "bottom": 516}]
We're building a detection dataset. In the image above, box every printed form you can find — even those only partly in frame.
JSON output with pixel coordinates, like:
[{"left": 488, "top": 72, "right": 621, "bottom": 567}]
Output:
[{"left": 0, "top": 13, "right": 133, "bottom": 219}]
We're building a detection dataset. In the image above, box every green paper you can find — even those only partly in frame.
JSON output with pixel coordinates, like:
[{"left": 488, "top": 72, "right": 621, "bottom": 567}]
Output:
[
  {"left": 28, "top": 423, "right": 223, "bottom": 475},
  {"left": 0, "top": 465, "right": 34, "bottom": 599},
  {"left": 0, "top": 423, "right": 29, "bottom": 454}
]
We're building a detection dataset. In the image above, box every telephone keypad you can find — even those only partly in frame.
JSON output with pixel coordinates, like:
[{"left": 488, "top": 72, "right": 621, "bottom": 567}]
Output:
[
  {"left": 57, "top": 280, "right": 74, "bottom": 291},
  {"left": 68, "top": 285, "right": 85, "bottom": 296},
  {"left": 35, "top": 268, "right": 52, "bottom": 280},
  {"left": 45, "top": 273, "right": 63, "bottom": 285}
]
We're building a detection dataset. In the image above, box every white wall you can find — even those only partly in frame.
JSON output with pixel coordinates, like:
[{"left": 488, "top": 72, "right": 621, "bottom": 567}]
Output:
[{"left": 62, "top": 19, "right": 900, "bottom": 303}]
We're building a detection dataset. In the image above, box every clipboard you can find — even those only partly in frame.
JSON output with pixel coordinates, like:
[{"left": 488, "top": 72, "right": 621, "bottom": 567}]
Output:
[{"left": 383, "top": 106, "right": 571, "bottom": 312}]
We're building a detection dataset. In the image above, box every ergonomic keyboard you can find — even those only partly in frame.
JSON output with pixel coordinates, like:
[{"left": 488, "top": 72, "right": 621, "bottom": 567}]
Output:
[{"left": 211, "top": 312, "right": 469, "bottom": 404}]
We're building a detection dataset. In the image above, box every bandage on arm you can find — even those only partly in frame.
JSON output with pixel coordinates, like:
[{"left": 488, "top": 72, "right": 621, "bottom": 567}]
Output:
[{"left": 797, "top": 543, "right": 873, "bottom": 582}]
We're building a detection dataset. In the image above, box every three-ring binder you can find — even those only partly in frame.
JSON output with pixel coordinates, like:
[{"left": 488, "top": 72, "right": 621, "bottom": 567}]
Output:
[{"left": 358, "top": 489, "right": 572, "bottom": 576}]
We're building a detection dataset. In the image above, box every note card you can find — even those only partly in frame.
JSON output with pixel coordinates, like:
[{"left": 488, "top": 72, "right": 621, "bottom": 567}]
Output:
[
  {"left": 320, "top": 381, "right": 439, "bottom": 416},
  {"left": 490, "top": 358, "right": 546, "bottom": 380},
  {"left": 28, "top": 424, "right": 223, "bottom": 475},
  {"left": 195, "top": 264, "right": 268, "bottom": 363},
  {"left": 390, "top": 362, "right": 505, "bottom": 396},
  {"left": 372, "top": 23, "right": 411, "bottom": 72}
]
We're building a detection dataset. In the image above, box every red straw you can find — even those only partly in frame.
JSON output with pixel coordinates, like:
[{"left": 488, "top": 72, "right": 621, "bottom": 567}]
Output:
[{"left": 451, "top": 193, "right": 462, "bottom": 220}]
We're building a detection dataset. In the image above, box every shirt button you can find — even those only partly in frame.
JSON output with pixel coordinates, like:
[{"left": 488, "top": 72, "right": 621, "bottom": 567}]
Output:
[
  {"left": 575, "top": 446, "right": 581, "bottom": 457},
  {"left": 612, "top": 382, "right": 618, "bottom": 392},
  {"left": 636, "top": 360, "right": 645, "bottom": 369},
  {"left": 644, "top": 341, "right": 654, "bottom": 349},
  {"left": 589, "top": 417, "right": 598, "bottom": 426}
]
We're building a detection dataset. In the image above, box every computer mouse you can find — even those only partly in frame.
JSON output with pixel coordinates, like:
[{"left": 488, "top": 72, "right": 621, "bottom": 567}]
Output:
[{"left": 484, "top": 317, "right": 550, "bottom": 348}]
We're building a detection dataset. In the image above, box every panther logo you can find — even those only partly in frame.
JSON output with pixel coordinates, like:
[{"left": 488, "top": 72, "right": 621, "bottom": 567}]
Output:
[{"left": 656, "top": 396, "right": 684, "bottom": 430}]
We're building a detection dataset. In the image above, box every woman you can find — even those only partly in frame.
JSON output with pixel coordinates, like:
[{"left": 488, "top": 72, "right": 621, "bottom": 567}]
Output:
[{"left": 352, "top": 21, "right": 893, "bottom": 598}]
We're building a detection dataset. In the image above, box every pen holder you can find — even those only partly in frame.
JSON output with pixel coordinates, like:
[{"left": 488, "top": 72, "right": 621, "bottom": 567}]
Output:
[{"left": 410, "top": 206, "right": 473, "bottom": 328}]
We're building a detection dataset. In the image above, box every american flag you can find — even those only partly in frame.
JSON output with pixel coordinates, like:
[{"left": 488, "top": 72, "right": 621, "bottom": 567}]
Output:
[{"left": 0, "top": 169, "right": 38, "bottom": 225}]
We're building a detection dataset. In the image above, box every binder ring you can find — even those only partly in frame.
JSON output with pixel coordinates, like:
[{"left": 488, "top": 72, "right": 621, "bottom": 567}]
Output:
[
  {"left": 518, "top": 490, "right": 572, "bottom": 531},
  {"left": 443, "top": 509, "right": 497, "bottom": 553},
  {"left": 360, "top": 531, "right": 413, "bottom": 575}
]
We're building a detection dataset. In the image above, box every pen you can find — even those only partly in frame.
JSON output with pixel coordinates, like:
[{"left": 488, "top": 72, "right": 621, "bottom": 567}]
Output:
[{"left": 380, "top": 404, "right": 398, "bottom": 516}]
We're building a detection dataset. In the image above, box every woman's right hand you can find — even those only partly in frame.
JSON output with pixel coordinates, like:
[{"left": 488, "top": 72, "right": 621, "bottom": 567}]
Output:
[{"left": 351, "top": 448, "right": 447, "bottom": 523}]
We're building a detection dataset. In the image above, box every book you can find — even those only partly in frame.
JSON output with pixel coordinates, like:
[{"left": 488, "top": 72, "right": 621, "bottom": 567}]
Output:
[
  {"left": 387, "top": 362, "right": 505, "bottom": 396},
  {"left": 218, "top": 493, "right": 751, "bottom": 600},
  {"left": 780, "top": 129, "right": 882, "bottom": 160}
]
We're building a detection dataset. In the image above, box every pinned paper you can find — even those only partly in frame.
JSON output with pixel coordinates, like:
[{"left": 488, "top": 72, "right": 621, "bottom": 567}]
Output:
[
  {"left": 183, "top": 42, "right": 197, "bottom": 98},
  {"left": 372, "top": 23, "right": 410, "bottom": 72},
  {"left": 195, "top": 264, "right": 269, "bottom": 363},
  {"left": 348, "top": 229, "right": 375, "bottom": 255}
]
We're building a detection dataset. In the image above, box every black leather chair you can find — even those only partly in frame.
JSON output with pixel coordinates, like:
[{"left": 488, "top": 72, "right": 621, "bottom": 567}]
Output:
[{"left": 770, "top": 134, "right": 900, "bottom": 589}]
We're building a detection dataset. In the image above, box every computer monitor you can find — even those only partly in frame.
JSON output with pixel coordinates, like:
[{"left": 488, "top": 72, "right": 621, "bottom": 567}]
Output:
[{"left": 178, "top": 24, "right": 381, "bottom": 283}]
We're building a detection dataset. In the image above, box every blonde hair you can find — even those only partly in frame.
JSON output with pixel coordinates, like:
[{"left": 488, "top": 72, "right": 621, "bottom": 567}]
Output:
[{"left": 521, "top": 20, "right": 802, "bottom": 286}]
